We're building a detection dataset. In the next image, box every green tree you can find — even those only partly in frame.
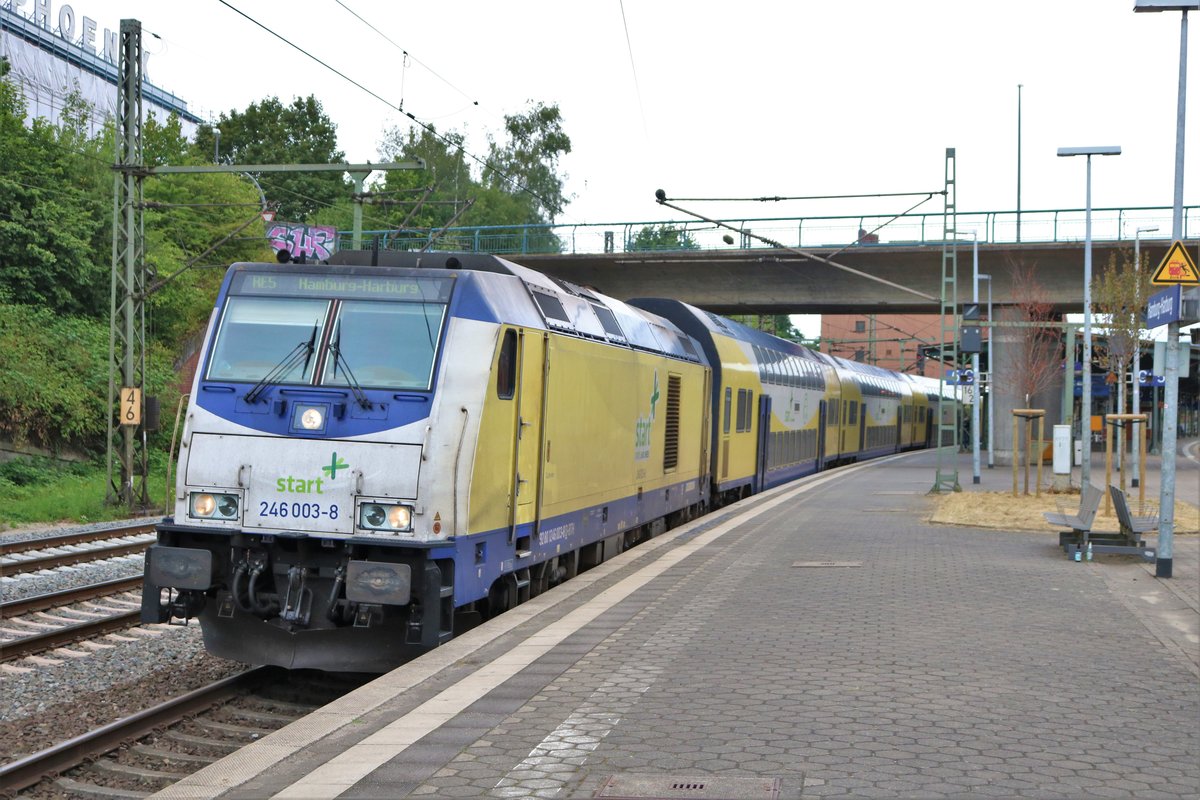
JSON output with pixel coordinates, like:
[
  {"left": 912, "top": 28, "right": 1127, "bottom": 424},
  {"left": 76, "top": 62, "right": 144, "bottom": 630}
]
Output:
[
  {"left": 0, "top": 80, "right": 107, "bottom": 315},
  {"left": 374, "top": 103, "right": 571, "bottom": 252},
  {"left": 482, "top": 102, "right": 572, "bottom": 223},
  {"left": 1093, "top": 248, "right": 1155, "bottom": 417},
  {"left": 375, "top": 125, "right": 473, "bottom": 233},
  {"left": 193, "top": 96, "right": 347, "bottom": 222},
  {"left": 629, "top": 225, "right": 698, "bottom": 251}
]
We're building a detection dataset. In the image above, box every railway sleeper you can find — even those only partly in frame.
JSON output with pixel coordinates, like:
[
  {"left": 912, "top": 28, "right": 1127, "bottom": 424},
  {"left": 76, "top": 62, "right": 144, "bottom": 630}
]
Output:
[{"left": 90, "top": 757, "right": 188, "bottom": 782}]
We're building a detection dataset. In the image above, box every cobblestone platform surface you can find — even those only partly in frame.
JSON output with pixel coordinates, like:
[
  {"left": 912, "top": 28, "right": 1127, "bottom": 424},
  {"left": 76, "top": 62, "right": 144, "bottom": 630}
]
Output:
[{"left": 155, "top": 449, "right": 1199, "bottom": 799}]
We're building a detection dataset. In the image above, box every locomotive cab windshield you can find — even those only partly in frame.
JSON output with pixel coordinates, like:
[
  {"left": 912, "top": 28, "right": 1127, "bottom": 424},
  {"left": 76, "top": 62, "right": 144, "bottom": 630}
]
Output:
[{"left": 206, "top": 268, "right": 452, "bottom": 393}]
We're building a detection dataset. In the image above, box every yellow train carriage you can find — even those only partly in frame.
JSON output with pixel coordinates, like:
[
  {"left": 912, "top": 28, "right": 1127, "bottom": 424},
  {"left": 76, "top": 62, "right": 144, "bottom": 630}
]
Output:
[{"left": 465, "top": 302, "right": 710, "bottom": 609}]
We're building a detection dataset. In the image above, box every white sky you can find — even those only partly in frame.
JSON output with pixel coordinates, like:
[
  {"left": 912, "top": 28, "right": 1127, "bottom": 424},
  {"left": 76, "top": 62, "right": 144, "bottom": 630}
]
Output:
[
  {"left": 15, "top": 0, "right": 1200, "bottom": 336},
  {"left": 58, "top": 0, "right": 1196, "bottom": 222}
]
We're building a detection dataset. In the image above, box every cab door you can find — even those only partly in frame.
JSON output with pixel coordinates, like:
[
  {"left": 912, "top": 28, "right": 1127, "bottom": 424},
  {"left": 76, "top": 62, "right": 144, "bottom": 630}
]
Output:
[{"left": 509, "top": 330, "right": 548, "bottom": 547}]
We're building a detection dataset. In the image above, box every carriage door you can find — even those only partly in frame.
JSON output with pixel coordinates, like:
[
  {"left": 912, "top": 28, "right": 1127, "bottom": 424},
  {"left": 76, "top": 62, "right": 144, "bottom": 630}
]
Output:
[
  {"left": 509, "top": 330, "right": 548, "bottom": 548},
  {"left": 755, "top": 394, "right": 772, "bottom": 492},
  {"left": 859, "top": 401, "right": 867, "bottom": 451},
  {"left": 817, "top": 400, "right": 827, "bottom": 471}
]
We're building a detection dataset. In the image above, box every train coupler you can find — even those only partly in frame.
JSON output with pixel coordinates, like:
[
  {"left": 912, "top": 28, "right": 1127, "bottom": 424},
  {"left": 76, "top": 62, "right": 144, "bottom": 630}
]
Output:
[
  {"left": 281, "top": 565, "right": 313, "bottom": 625},
  {"left": 167, "top": 589, "right": 205, "bottom": 624}
]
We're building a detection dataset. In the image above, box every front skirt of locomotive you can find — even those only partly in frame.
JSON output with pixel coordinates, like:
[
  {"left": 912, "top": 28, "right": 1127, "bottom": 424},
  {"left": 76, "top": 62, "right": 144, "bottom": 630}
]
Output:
[{"left": 141, "top": 523, "right": 454, "bottom": 673}]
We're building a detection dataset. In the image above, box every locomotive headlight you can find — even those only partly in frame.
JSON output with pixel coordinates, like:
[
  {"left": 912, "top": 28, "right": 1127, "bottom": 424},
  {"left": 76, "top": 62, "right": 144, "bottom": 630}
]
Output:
[
  {"left": 290, "top": 403, "right": 329, "bottom": 434},
  {"left": 363, "top": 504, "right": 386, "bottom": 527},
  {"left": 300, "top": 407, "right": 324, "bottom": 430},
  {"left": 358, "top": 502, "right": 414, "bottom": 532},
  {"left": 217, "top": 494, "right": 239, "bottom": 518},
  {"left": 192, "top": 493, "right": 216, "bottom": 517},
  {"left": 388, "top": 505, "right": 412, "bottom": 530},
  {"left": 189, "top": 492, "right": 240, "bottom": 520}
]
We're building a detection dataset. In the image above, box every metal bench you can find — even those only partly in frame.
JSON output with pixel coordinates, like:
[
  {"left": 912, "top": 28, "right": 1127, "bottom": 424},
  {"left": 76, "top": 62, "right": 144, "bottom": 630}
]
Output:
[
  {"left": 1090, "top": 485, "right": 1158, "bottom": 560},
  {"left": 1045, "top": 483, "right": 1103, "bottom": 552}
]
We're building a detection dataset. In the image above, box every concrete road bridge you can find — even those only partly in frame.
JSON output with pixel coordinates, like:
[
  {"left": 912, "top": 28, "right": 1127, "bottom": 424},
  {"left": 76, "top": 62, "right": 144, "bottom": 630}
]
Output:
[{"left": 344, "top": 206, "right": 1199, "bottom": 315}]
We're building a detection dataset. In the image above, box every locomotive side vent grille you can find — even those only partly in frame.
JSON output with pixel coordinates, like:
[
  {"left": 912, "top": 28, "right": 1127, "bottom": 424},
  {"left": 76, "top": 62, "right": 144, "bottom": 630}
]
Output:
[
  {"left": 596, "top": 773, "right": 783, "bottom": 799},
  {"left": 664, "top": 374, "right": 681, "bottom": 471}
]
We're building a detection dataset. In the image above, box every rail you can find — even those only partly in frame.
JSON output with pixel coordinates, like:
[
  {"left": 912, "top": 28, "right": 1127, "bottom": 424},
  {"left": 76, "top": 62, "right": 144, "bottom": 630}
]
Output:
[
  {"left": 338, "top": 205, "right": 1198, "bottom": 257},
  {"left": 0, "top": 667, "right": 272, "bottom": 795}
]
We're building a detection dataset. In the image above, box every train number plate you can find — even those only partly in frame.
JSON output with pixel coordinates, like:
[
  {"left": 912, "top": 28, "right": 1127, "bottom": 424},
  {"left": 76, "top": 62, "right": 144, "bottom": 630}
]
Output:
[{"left": 256, "top": 500, "right": 342, "bottom": 522}]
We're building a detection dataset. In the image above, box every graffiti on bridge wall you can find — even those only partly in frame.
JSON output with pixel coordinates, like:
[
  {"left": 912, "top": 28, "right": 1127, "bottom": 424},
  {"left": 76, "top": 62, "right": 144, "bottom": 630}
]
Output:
[{"left": 268, "top": 223, "right": 338, "bottom": 262}]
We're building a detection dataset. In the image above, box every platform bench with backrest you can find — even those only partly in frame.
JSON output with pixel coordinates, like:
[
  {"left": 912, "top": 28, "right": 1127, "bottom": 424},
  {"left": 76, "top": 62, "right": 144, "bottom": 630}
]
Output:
[
  {"left": 1094, "top": 485, "right": 1158, "bottom": 560},
  {"left": 1045, "top": 483, "right": 1104, "bottom": 552}
]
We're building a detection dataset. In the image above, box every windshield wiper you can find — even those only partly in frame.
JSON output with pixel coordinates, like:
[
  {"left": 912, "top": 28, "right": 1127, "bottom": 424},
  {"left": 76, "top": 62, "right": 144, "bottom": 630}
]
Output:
[
  {"left": 244, "top": 322, "right": 318, "bottom": 404},
  {"left": 328, "top": 329, "right": 372, "bottom": 410}
]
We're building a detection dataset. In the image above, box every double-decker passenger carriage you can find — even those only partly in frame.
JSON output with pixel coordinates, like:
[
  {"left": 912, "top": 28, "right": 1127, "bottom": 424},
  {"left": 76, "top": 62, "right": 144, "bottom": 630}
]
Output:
[{"left": 143, "top": 251, "right": 710, "bottom": 671}]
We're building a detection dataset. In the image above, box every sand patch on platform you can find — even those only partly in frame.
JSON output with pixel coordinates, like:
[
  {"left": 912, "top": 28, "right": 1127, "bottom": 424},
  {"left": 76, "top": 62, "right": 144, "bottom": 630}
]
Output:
[{"left": 930, "top": 489, "right": 1200, "bottom": 534}]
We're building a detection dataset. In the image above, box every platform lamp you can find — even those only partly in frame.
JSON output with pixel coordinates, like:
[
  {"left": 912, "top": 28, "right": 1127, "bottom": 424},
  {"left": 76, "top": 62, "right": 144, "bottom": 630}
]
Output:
[{"left": 1057, "top": 145, "right": 1121, "bottom": 490}]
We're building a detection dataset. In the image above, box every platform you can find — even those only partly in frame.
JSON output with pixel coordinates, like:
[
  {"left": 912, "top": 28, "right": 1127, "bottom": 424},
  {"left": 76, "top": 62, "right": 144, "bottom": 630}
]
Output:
[{"left": 153, "top": 449, "right": 1199, "bottom": 799}]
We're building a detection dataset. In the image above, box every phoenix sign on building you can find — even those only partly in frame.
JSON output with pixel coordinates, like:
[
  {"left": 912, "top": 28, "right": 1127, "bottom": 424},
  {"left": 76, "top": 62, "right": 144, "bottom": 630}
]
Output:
[{"left": 0, "top": 0, "right": 200, "bottom": 134}]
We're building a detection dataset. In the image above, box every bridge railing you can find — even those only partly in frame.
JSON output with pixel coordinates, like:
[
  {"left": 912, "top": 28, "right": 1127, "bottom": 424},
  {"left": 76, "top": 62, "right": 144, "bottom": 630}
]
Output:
[{"left": 339, "top": 206, "right": 1197, "bottom": 256}]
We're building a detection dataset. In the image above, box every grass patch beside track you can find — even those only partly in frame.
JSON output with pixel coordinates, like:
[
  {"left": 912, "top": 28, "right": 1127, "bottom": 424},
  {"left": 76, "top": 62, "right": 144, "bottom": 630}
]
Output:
[{"left": 0, "top": 455, "right": 168, "bottom": 529}]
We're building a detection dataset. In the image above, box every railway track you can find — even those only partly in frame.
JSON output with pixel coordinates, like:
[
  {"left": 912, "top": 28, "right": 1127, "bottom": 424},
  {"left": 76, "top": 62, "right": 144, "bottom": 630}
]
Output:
[
  {"left": 0, "top": 667, "right": 370, "bottom": 798},
  {"left": 0, "top": 523, "right": 158, "bottom": 576},
  {"left": 0, "top": 587, "right": 145, "bottom": 664}
]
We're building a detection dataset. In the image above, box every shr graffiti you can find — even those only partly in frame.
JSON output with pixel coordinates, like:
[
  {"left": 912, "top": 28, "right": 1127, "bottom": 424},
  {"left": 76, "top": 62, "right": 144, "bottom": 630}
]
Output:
[{"left": 268, "top": 223, "right": 338, "bottom": 261}]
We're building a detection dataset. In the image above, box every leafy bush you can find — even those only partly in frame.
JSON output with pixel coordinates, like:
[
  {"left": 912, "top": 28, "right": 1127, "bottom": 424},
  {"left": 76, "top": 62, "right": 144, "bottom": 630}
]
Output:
[
  {"left": 0, "top": 306, "right": 180, "bottom": 453},
  {"left": 0, "top": 454, "right": 90, "bottom": 485}
]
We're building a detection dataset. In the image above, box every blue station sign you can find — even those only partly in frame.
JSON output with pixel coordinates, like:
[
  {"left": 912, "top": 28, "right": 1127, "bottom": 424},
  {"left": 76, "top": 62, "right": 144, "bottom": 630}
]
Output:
[{"left": 1146, "top": 285, "right": 1183, "bottom": 328}]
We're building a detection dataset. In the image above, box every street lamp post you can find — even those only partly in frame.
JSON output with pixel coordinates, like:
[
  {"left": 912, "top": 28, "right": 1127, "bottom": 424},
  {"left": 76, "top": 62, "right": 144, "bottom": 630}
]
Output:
[
  {"left": 1132, "top": 224, "right": 1160, "bottom": 487},
  {"left": 1057, "top": 145, "right": 1121, "bottom": 490},
  {"left": 213, "top": 127, "right": 221, "bottom": 164}
]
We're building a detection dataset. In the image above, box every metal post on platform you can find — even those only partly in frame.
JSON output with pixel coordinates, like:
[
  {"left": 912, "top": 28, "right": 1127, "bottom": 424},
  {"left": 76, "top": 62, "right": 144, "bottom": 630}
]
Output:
[
  {"left": 1132, "top": 225, "right": 1159, "bottom": 487},
  {"left": 982, "top": 274, "right": 994, "bottom": 468},
  {"left": 970, "top": 235, "right": 982, "bottom": 484},
  {"left": 1134, "top": 0, "right": 1191, "bottom": 579}
]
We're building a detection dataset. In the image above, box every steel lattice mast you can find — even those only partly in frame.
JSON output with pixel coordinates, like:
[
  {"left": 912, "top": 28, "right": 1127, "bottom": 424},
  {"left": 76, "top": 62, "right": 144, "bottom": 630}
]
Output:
[{"left": 106, "top": 18, "right": 148, "bottom": 508}]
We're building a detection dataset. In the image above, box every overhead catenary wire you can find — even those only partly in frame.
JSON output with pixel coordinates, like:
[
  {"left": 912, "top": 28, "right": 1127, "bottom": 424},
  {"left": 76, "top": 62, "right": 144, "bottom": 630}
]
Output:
[
  {"left": 332, "top": 0, "right": 482, "bottom": 115},
  {"left": 654, "top": 190, "right": 937, "bottom": 304},
  {"left": 215, "top": 0, "right": 561, "bottom": 221},
  {"left": 616, "top": 0, "right": 649, "bottom": 144},
  {"left": 667, "top": 190, "right": 948, "bottom": 203}
]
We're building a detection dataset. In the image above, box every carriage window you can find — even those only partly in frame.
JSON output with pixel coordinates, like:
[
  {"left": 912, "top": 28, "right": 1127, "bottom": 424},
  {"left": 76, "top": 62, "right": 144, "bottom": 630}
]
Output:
[
  {"left": 736, "top": 388, "right": 753, "bottom": 433},
  {"left": 323, "top": 300, "right": 446, "bottom": 390},
  {"left": 207, "top": 296, "right": 329, "bottom": 384},
  {"left": 723, "top": 387, "right": 732, "bottom": 434},
  {"left": 496, "top": 330, "right": 517, "bottom": 399}
]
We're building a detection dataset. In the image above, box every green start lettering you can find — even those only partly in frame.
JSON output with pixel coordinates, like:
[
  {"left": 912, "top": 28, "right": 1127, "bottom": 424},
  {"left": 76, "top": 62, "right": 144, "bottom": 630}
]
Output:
[{"left": 276, "top": 476, "right": 325, "bottom": 494}]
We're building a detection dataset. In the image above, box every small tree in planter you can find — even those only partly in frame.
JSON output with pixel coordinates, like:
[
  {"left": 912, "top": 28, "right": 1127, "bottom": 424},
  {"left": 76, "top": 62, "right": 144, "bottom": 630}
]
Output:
[{"left": 1003, "top": 258, "right": 1062, "bottom": 495}]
